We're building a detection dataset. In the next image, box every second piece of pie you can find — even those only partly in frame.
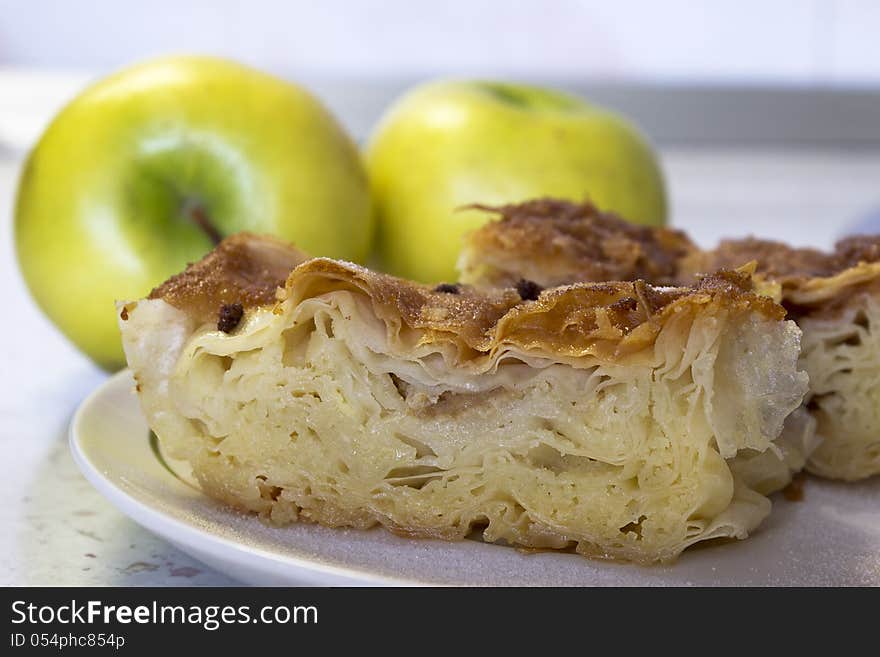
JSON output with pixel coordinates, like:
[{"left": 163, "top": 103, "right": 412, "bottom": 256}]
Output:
[{"left": 459, "top": 198, "right": 880, "bottom": 481}]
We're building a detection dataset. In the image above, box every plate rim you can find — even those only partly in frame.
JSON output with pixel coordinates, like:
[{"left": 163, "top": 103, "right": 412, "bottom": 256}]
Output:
[
  {"left": 69, "top": 370, "right": 880, "bottom": 587},
  {"left": 69, "top": 369, "right": 428, "bottom": 587}
]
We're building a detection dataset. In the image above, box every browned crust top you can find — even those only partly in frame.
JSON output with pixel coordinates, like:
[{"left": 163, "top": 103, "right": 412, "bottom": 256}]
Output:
[
  {"left": 148, "top": 232, "right": 310, "bottom": 324},
  {"left": 144, "top": 232, "right": 783, "bottom": 361},
  {"left": 698, "top": 235, "right": 880, "bottom": 282},
  {"left": 284, "top": 258, "right": 782, "bottom": 358},
  {"left": 460, "top": 199, "right": 698, "bottom": 288},
  {"left": 459, "top": 199, "right": 880, "bottom": 312},
  {"left": 688, "top": 235, "right": 880, "bottom": 311},
  {"left": 294, "top": 259, "right": 783, "bottom": 358}
]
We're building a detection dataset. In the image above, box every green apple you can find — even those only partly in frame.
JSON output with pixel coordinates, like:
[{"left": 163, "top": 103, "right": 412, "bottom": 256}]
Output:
[
  {"left": 15, "top": 56, "right": 372, "bottom": 370},
  {"left": 365, "top": 80, "right": 667, "bottom": 283}
]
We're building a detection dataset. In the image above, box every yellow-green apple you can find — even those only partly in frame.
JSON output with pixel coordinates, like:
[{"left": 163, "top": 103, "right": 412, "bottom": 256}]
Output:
[
  {"left": 15, "top": 56, "right": 372, "bottom": 370},
  {"left": 365, "top": 80, "right": 666, "bottom": 283}
]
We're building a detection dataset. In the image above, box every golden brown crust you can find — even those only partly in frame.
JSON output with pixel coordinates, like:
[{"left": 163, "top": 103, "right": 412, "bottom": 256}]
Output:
[
  {"left": 778, "top": 264, "right": 880, "bottom": 318},
  {"left": 147, "top": 232, "right": 783, "bottom": 363},
  {"left": 691, "top": 236, "right": 880, "bottom": 283},
  {"left": 689, "top": 235, "right": 880, "bottom": 313},
  {"left": 458, "top": 198, "right": 880, "bottom": 318},
  {"left": 282, "top": 257, "right": 782, "bottom": 361},
  {"left": 834, "top": 235, "right": 880, "bottom": 270},
  {"left": 460, "top": 199, "right": 698, "bottom": 288},
  {"left": 283, "top": 257, "right": 524, "bottom": 352},
  {"left": 149, "top": 232, "right": 310, "bottom": 324}
]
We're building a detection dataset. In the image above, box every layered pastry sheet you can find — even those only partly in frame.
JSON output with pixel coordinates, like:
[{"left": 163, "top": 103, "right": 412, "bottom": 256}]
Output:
[
  {"left": 460, "top": 199, "right": 880, "bottom": 481},
  {"left": 119, "top": 234, "right": 807, "bottom": 562}
]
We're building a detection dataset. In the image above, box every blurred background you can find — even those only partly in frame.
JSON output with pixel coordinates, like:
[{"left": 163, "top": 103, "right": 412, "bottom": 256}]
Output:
[
  {"left": 1, "top": 0, "right": 878, "bottom": 82},
  {"left": 2, "top": 0, "right": 880, "bottom": 585},
  {"left": 2, "top": 0, "right": 880, "bottom": 248}
]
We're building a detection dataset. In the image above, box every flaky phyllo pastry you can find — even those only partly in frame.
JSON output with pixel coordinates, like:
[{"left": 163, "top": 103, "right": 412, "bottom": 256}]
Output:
[
  {"left": 120, "top": 232, "right": 809, "bottom": 563},
  {"left": 692, "top": 237, "right": 880, "bottom": 480},
  {"left": 460, "top": 198, "right": 880, "bottom": 481}
]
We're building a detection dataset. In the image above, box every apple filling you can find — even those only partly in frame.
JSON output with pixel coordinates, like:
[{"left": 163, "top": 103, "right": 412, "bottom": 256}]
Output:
[{"left": 121, "top": 270, "right": 807, "bottom": 563}]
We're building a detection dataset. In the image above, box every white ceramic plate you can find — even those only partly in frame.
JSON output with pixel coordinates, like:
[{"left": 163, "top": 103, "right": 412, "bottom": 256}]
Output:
[{"left": 71, "top": 370, "right": 880, "bottom": 586}]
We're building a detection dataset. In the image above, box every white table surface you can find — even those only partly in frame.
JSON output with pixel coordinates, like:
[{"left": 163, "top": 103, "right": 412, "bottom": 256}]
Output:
[
  {"left": 0, "top": 157, "right": 238, "bottom": 586},
  {"left": 3, "top": 75, "right": 880, "bottom": 586}
]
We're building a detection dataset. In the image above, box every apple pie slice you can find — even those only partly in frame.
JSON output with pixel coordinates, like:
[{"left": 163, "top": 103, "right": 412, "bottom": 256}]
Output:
[
  {"left": 460, "top": 198, "right": 880, "bottom": 481},
  {"left": 457, "top": 198, "right": 698, "bottom": 289},
  {"left": 687, "top": 237, "right": 880, "bottom": 480},
  {"left": 119, "top": 232, "right": 807, "bottom": 563}
]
